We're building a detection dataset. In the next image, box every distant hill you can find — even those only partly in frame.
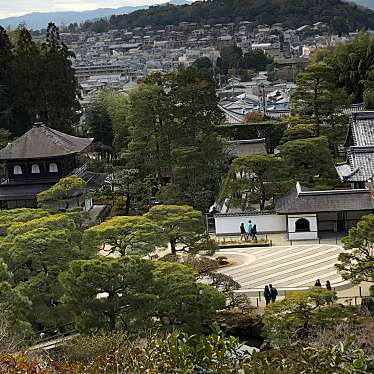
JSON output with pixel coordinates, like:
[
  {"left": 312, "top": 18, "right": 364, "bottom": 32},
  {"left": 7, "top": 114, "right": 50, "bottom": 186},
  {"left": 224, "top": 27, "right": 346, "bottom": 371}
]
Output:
[
  {"left": 0, "top": 0, "right": 191, "bottom": 30},
  {"left": 83, "top": 0, "right": 374, "bottom": 34},
  {"left": 1, "top": 0, "right": 372, "bottom": 32}
]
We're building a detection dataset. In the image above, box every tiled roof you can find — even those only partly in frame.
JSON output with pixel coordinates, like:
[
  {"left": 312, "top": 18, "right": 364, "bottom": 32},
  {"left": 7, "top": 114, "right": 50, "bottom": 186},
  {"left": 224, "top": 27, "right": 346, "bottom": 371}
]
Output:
[
  {"left": 0, "top": 183, "right": 54, "bottom": 201},
  {"left": 276, "top": 184, "right": 374, "bottom": 214},
  {"left": 0, "top": 125, "right": 93, "bottom": 160},
  {"left": 352, "top": 118, "right": 374, "bottom": 147},
  {"left": 225, "top": 139, "right": 267, "bottom": 156},
  {"left": 336, "top": 112, "right": 374, "bottom": 182},
  {"left": 70, "top": 164, "right": 108, "bottom": 192}
]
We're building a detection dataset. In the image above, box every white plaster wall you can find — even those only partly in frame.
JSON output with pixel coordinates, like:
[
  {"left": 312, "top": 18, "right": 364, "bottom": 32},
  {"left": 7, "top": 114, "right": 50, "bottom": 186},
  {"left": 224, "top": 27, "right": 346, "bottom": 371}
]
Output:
[
  {"left": 84, "top": 197, "right": 93, "bottom": 212},
  {"left": 289, "top": 231, "right": 318, "bottom": 240},
  {"left": 288, "top": 214, "right": 318, "bottom": 240},
  {"left": 215, "top": 214, "right": 286, "bottom": 235}
]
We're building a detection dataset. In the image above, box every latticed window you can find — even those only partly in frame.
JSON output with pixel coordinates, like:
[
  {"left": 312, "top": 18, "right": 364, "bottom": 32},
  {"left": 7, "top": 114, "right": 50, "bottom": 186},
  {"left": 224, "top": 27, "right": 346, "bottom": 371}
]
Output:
[
  {"left": 13, "top": 165, "right": 22, "bottom": 175},
  {"left": 31, "top": 164, "right": 40, "bottom": 174},
  {"left": 49, "top": 163, "right": 58, "bottom": 173}
]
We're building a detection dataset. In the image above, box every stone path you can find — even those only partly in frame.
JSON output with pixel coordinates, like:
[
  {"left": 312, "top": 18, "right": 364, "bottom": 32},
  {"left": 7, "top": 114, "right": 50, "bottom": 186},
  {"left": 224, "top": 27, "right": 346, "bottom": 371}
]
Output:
[{"left": 217, "top": 244, "right": 348, "bottom": 292}]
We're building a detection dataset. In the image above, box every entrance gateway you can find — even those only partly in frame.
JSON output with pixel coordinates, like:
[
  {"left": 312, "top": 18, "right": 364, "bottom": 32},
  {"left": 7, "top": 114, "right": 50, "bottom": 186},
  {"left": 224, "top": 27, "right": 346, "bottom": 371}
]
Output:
[{"left": 275, "top": 182, "right": 374, "bottom": 240}]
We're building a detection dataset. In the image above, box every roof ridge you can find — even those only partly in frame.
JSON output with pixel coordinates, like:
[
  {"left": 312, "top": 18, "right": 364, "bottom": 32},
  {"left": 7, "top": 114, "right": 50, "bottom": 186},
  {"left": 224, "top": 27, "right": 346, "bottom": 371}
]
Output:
[{"left": 42, "top": 126, "right": 73, "bottom": 153}]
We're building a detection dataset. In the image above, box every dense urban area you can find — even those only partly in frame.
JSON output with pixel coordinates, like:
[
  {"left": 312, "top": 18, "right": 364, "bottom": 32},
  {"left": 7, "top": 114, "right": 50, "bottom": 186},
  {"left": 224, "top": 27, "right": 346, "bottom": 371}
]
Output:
[{"left": 0, "top": 0, "right": 374, "bottom": 372}]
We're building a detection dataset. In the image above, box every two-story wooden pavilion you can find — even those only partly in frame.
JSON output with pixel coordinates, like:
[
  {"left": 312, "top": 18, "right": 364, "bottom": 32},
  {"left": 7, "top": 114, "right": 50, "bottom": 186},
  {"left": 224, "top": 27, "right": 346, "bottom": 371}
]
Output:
[{"left": 0, "top": 124, "right": 94, "bottom": 209}]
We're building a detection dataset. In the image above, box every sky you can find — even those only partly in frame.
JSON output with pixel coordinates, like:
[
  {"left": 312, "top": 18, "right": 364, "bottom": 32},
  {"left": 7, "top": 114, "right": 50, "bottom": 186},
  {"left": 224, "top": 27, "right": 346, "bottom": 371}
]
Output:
[{"left": 0, "top": 1, "right": 168, "bottom": 18}]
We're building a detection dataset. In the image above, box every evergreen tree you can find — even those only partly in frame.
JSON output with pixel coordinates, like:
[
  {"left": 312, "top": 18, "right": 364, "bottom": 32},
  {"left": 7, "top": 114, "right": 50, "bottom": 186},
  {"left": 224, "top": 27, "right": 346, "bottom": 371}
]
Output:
[
  {"left": 0, "top": 26, "right": 13, "bottom": 132},
  {"left": 280, "top": 136, "right": 337, "bottom": 186},
  {"left": 85, "top": 99, "right": 113, "bottom": 146},
  {"left": 220, "top": 154, "right": 288, "bottom": 211},
  {"left": 9, "top": 27, "right": 42, "bottom": 135},
  {"left": 291, "top": 63, "right": 346, "bottom": 137},
  {"left": 124, "top": 69, "right": 225, "bottom": 211},
  {"left": 40, "top": 23, "right": 80, "bottom": 133}
]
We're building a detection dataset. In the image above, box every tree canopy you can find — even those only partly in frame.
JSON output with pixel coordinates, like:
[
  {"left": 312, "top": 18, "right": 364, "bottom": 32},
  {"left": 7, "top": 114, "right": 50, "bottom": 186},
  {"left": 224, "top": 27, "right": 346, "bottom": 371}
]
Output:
[
  {"left": 220, "top": 154, "right": 288, "bottom": 211},
  {"left": 83, "top": 215, "right": 164, "bottom": 256},
  {"left": 60, "top": 257, "right": 224, "bottom": 334},
  {"left": 0, "top": 212, "right": 83, "bottom": 330},
  {"left": 145, "top": 204, "right": 214, "bottom": 255},
  {"left": 336, "top": 214, "right": 374, "bottom": 294},
  {"left": 82, "top": 0, "right": 374, "bottom": 35},
  {"left": 123, "top": 69, "right": 225, "bottom": 212},
  {"left": 280, "top": 136, "right": 337, "bottom": 186},
  {"left": 262, "top": 287, "right": 344, "bottom": 346},
  {"left": 37, "top": 176, "right": 87, "bottom": 205},
  {"left": 0, "top": 24, "right": 80, "bottom": 136}
]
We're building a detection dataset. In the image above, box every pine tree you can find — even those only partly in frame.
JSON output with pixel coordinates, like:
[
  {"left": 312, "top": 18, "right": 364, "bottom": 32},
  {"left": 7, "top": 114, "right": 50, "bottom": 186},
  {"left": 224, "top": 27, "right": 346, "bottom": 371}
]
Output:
[
  {"left": 0, "top": 26, "right": 13, "bottom": 132},
  {"left": 9, "top": 27, "right": 42, "bottom": 135},
  {"left": 40, "top": 23, "right": 80, "bottom": 133}
]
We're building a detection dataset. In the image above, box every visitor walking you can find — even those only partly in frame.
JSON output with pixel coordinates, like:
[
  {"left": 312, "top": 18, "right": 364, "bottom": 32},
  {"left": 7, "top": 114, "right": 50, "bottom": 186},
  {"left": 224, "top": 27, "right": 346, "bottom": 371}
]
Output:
[
  {"left": 240, "top": 223, "right": 246, "bottom": 241},
  {"left": 315, "top": 279, "right": 322, "bottom": 287},
  {"left": 247, "top": 220, "right": 253, "bottom": 241},
  {"left": 326, "top": 280, "right": 332, "bottom": 291},
  {"left": 251, "top": 224, "right": 257, "bottom": 240},
  {"left": 264, "top": 285, "right": 271, "bottom": 305},
  {"left": 269, "top": 284, "right": 278, "bottom": 303}
]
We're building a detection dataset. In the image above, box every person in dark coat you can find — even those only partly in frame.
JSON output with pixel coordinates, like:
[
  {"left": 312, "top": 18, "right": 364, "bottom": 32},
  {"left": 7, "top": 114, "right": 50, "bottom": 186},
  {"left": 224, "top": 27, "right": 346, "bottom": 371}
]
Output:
[
  {"left": 251, "top": 224, "right": 257, "bottom": 240},
  {"left": 315, "top": 279, "right": 322, "bottom": 287},
  {"left": 269, "top": 284, "right": 278, "bottom": 303},
  {"left": 326, "top": 280, "right": 332, "bottom": 291},
  {"left": 264, "top": 285, "right": 271, "bottom": 305},
  {"left": 240, "top": 223, "right": 246, "bottom": 240}
]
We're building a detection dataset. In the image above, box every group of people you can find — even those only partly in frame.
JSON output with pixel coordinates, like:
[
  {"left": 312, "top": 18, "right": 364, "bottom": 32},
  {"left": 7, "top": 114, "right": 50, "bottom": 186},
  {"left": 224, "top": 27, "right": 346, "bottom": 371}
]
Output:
[
  {"left": 315, "top": 279, "right": 332, "bottom": 291},
  {"left": 263, "top": 280, "right": 332, "bottom": 306},
  {"left": 264, "top": 284, "right": 278, "bottom": 305},
  {"left": 240, "top": 220, "right": 257, "bottom": 241}
]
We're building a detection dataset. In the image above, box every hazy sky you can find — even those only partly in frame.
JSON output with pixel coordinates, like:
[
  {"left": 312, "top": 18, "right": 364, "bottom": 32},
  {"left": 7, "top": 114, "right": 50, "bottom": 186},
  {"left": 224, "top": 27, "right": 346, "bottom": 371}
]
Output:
[{"left": 0, "top": 1, "right": 168, "bottom": 18}]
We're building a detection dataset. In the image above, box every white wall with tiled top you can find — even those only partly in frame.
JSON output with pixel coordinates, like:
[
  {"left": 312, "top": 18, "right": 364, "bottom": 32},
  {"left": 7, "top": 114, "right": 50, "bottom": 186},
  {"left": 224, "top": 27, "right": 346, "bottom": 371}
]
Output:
[{"left": 215, "top": 214, "right": 286, "bottom": 235}]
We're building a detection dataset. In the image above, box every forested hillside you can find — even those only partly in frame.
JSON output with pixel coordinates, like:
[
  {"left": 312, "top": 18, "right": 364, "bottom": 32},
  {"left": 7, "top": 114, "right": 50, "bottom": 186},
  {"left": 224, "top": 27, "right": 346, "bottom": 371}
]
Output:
[{"left": 82, "top": 0, "right": 374, "bottom": 33}]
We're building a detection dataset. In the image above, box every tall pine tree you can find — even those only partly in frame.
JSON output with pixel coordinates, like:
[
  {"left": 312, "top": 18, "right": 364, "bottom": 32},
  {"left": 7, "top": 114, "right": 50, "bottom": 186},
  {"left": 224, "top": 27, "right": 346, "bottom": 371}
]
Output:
[
  {"left": 10, "top": 27, "right": 42, "bottom": 135},
  {"left": 40, "top": 23, "right": 80, "bottom": 133},
  {"left": 0, "top": 26, "right": 13, "bottom": 132}
]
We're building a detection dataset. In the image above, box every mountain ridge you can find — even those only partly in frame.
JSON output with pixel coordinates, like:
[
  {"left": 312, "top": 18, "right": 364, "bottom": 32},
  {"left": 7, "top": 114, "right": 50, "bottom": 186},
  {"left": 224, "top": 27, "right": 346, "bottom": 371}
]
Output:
[
  {"left": 0, "top": 0, "right": 372, "bottom": 31},
  {"left": 0, "top": 1, "right": 191, "bottom": 30},
  {"left": 91, "top": 0, "right": 374, "bottom": 33}
]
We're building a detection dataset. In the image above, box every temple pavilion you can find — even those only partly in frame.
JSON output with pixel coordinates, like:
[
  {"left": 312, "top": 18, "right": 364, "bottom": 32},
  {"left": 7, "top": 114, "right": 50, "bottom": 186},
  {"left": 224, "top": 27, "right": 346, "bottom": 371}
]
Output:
[{"left": 0, "top": 124, "right": 105, "bottom": 210}]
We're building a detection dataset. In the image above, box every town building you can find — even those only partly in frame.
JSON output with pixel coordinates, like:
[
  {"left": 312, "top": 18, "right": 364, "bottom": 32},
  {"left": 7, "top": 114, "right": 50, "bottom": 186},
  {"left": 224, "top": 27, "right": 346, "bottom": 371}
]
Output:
[{"left": 336, "top": 111, "right": 374, "bottom": 188}]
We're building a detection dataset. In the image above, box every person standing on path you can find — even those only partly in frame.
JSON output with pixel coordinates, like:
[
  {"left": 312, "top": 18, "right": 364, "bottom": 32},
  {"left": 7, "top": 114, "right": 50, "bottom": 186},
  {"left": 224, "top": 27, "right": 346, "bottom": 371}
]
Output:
[
  {"left": 326, "top": 280, "right": 332, "bottom": 291},
  {"left": 240, "top": 223, "right": 246, "bottom": 241},
  {"left": 315, "top": 279, "right": 322, "bottom": 287},
  {"left": 247, "top": 220, "right": 253, "bottom": 241},
  {"left": 269, "top": 284, "right": 278, "bottom": 303},
  {"left": 264, "top": 285, "right": 271, "bottom": 305},
  {"left": 251, "top": 224, "right": 257, "bottom": 241}
]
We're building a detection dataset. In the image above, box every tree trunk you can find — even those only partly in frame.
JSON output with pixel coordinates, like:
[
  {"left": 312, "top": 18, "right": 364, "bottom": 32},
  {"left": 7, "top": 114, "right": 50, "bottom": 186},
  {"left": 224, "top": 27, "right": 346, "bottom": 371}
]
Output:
[
  {"left": 313, "top": 80, "right": 320, "bottom": 137},
  {"left": 109, "top": 313, "right": 116, "bottom": 331},
  {"left": 260, "top": 179, "right": 266, "bottom": 211},
  {"left": 170, "top": 237, "right": 177, "bottom": 255},
  {"left": 124, "top": 192, "right": 131, "bottom": 215}
]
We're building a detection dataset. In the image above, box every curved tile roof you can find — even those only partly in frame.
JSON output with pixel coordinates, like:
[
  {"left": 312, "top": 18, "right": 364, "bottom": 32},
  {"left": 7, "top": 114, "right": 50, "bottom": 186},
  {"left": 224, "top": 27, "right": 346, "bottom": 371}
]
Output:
[
  {"left": 0, "top": 125, "right": 93, "bottom": 160},
  {"left": 276, "top": 185, "right": 374, "bottom": 214}
]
